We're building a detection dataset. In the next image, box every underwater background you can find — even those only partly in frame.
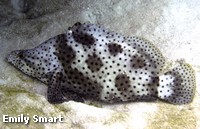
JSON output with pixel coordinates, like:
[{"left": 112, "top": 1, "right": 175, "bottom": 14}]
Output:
[{"left": 0, "top": 0, "right": 200, "bottom": 128}]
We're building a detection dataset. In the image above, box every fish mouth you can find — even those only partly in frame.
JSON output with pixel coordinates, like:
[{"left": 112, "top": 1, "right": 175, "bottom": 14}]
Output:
[
  {"left": 6, "top": 50, "right": 21, "bottom": 63},
  {"left": 5, "top": 52, "right": 13, "bottom": 63}
]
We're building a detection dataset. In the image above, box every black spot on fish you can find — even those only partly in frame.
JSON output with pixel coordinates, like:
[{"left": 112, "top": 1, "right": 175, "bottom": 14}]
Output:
[
  {"left": 54, "top": 34, "right": 76, "bottom": 65},
  {"left": 115, "top": 74, "right": 131, "bottom": 92},
  {"left": 72, "top": 31, "right": 95, "bottom": 46},
  {"left": 108, "top": 43, "right": 123, "bottom": 56},
  {"left": 86, "top": 53, "right": 103, "bottom": 72},
  {"left": 130, "top": 55, "right": 146, "bottom": 69}
]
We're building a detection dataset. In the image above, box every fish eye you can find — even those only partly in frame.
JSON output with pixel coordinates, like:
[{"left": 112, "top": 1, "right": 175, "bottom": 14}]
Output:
[{"left": 18, "top": 53, "right": 24, "bottom": 58}]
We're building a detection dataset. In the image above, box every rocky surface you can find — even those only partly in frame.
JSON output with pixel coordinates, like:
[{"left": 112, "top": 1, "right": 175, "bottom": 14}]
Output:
[{"left": 0, "top": 0, "right": 200, "bottom": 128}]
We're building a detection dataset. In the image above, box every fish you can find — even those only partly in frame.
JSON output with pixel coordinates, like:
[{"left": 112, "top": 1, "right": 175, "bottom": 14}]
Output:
[{"left": 6, "top": 22, "right": 196, "bottom": 104}]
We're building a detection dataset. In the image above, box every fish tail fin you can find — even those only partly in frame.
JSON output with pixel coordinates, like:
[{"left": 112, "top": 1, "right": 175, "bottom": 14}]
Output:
[{"left": 157, "top": 62, "right": 196, "bottom": 104}]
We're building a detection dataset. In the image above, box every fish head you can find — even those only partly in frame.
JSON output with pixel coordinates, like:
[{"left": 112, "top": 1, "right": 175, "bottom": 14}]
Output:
[
  {"left": 6, "top": 36, "right": 63, "bottom": 84},
  {"left": 6, "top": 49, "right": 47, "bottom": 78},
  {"left": 6, "top": 50, "right": 37, "bottom": 77}
]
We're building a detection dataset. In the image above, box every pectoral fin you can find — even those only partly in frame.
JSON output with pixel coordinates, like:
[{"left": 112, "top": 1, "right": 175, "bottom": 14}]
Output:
[
  {"left": 47, "top": 72, "right": 65, "bottom": 104},
  {"left": 47, "top": 71, "right": 84, "bottom": 104}
]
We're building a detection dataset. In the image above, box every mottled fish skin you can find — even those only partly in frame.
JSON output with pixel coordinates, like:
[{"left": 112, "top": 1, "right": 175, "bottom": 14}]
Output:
[{"left": 6, "top": 22, "right": 196, "bottom": 104}]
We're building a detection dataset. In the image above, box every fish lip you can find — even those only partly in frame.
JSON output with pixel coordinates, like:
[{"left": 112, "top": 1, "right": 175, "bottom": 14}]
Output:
[
  {"left": 5, "top": 52, "right": 12, "bottom": 63},
  {"left": 5, "top": 50, "right": 21, "bottom": 63}
]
